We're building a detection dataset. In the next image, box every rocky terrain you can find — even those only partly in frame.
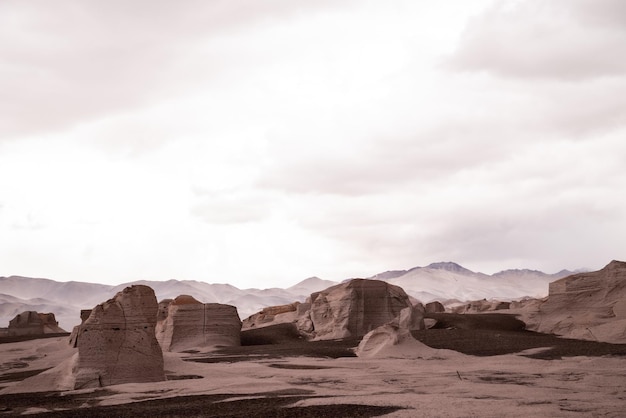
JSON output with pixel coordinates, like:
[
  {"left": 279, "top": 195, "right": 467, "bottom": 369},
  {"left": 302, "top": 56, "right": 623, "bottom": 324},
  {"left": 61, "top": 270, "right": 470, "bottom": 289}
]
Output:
[{"left": 0, "top": 261, "right": 624, "bottom": 416}]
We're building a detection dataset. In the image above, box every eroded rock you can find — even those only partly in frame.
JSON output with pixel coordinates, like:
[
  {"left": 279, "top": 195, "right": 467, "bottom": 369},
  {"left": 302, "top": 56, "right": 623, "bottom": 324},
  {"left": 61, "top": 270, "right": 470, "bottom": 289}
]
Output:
[
  {"left": 156, "top": 295, "right": 241, "bottom": 352},
  {"left": 7, "top": 311, "right": 66, "bottom": 336},
  {"left": 73, "top": 285, "right": 165, "bottom": 389},
  {"left": 306, "top": 279, "right": 412, "bottom": 340},
  {"left": 532, "top": 260, "right": 626, "bottom": 343}
]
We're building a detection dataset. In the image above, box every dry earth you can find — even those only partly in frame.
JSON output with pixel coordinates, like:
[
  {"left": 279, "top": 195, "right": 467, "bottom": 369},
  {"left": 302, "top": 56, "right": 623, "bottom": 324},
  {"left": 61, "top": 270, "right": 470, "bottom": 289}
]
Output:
[{"left": 0, "top": 316, "right": 625, "bottom": 417}]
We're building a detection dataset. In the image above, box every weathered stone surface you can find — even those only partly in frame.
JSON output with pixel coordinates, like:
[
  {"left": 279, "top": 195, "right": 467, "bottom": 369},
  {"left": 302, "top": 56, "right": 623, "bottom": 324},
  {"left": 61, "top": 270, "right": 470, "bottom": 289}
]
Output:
[
  {"left": 305, "top": 279, "right": 412, "bottom": 340},
  {"left": 397, "top": 305, "right": 425, "bottom": 331},
  {"left": 156, "top": 295, "right": 241, "bottom": 352},
  {"left": 424, "top": 301, "right": 445, "bottom": 313},
  {"left": 242, "top": 302, "right": 300, "bottom": 329},
  {"left": 8, "top": 311, "right": 66, "bottom": 336},
  {"left": 73, "top": 285, "right": 165, "bottom": 389},
  {"left": 451, "top": 299, "right": 511, "bottom": 313},
  {"left": 70, "top": 310, "right": 95, "bottom": 347},
  {"left": 530, "top": 260, "right": 626, "bottom": 343}
]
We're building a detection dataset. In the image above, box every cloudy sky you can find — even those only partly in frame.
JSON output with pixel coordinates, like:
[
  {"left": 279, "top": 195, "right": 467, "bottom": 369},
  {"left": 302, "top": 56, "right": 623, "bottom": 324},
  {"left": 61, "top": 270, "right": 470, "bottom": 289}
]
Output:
[{"left": 1, "top": 0, "right": 625, "bottom": 288}]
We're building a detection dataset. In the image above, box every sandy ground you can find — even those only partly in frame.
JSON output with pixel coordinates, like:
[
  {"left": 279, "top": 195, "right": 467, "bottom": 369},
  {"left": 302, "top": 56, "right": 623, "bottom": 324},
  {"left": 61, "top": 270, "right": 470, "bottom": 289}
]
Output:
[{"left": 0, "top": 324, "right": 625, "bottom": 417}]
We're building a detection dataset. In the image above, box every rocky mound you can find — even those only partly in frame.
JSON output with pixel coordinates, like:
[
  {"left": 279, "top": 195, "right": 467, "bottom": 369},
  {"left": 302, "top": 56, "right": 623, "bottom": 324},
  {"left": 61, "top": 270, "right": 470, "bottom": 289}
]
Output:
[
  {"left": 73, "top": 285, "right": 165, "bottom": 388},
  {"left": 7, "top": 311, "right": 66, "bottom": 336},
  {"left": 156, "top": 295, "right": 241, "bottom": 352},
  {"left": 530, "top": 260, "right": 626, "bottom": 343},
  {"left": 450, "top": 299, "right": 511, "bottom": 313},
  {"left": 355, "top": 324, "right": 442, "bottom": 359},
  {"left": 245, "top": 279, "right": 413, "bottom": 341},
  {"left": 242, "top": 302, "right": 301, "bottom": 329}
]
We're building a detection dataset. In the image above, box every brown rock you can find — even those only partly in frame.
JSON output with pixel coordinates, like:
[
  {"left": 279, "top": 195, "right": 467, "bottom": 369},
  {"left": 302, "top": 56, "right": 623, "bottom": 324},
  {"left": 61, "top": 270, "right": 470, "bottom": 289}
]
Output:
[
  {"left": 73, "top": 285, "right": 165, "bottom": 389},
  {"left": 535, "top": 260, "right": 626, "bottom": 343},
  {"left": 8, "top": 311, "right": 66, "bottom": 336},
  {"left": 306, "top": 279, "right": 412, "bottom": 340},
  {"left": 242, "top": 302, "right": 300, "bottom": 329},
  {"left": 156, "top": 296, "right": 241, "bottom": 352},
  {"left": 424, "top": 301, "right": 445, "bottom": 313}
]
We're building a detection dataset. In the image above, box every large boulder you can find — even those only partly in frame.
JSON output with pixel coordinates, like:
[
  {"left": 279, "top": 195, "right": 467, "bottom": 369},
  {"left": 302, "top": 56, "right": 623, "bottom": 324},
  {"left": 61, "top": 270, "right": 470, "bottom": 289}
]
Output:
[
  {"left": 7, "top": 311, "right": 66, "bottom": 336},
  {"left": 242, "top": 302, "right": 300, "bottom": 329},
  {"left": 303, "top": 279, "right": 412, "bottom": 340},
  {"left": 73, "top": 285, "right": 165, "bottom": 389},
  {"left": 156, "top": 295, "right": 241, "bottom": 352},
  {"left": 532, "top": 260, "right": 626, "bottom": 343}
]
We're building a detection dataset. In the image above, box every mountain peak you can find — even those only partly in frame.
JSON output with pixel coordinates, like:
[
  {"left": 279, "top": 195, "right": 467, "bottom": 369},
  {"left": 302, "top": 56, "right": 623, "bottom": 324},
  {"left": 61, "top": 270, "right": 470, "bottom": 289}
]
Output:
[{"left": 425, "top": 262, "right": 474, "bottom": 274}]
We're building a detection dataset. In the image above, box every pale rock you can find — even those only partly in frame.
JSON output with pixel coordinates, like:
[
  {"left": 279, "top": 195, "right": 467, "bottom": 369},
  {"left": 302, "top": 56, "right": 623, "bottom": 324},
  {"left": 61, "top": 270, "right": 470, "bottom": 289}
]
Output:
[
  {"left": 451, "top": 299, "right": 511, "bottom": 313},
  {"left": 306, "top": 279, "right": 412, "bottom": 340},
  {"left": 156, "top": 295, "right": 241, "bottom": 352},
  {"left": 355, "top": 324, "right": 458, "bottom": 359},
  {"left": 397, "top": 305, "right": 425, "bottom": 331},
  {"left": 531, "top": 260, "right": 626, "bottom": 343},
  {"left": 73, "top": 285, "right": 165, "bottom": 389},
  {"left": 242, "top": 302, "right": 299, "bottom": 329}
]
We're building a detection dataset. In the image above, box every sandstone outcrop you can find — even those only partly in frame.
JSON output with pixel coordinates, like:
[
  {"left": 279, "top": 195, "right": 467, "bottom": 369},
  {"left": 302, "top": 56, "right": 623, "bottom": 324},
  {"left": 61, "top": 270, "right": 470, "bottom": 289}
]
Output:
[
  {"left": 424, "top": 301, "right": 445, "bottom": 313},
  {"left": 242, "top": 302, "right": 300, "bottom": 329},
  {"left": 396, "top": 305, "right": 426, "bottom": 331},
  {"left": 73, "top": 285, "right": 165, "bottom": 389},
  {"left": 156, "top": 295, "right": 241, "bottom": 352},
  {"left": 300, "top": 279, "right": 412, "bottom": 340},
  {"left": 451, "top": 299, "right": 511, "bottom": 314},
  {"left": 7, "top": 311, "right": 66, "bottom": 336},
  {"left": 69, "top": 310, "right": 94, "bottom": 347},
  {"left": 529, "top": 260, "right": 626, "bottom": 343}
]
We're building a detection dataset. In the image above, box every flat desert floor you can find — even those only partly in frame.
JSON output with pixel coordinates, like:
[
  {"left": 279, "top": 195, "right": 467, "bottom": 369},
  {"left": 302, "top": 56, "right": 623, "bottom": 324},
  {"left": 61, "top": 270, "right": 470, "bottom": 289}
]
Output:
[{"left": 0, "top": 323, "right": 625, "bottom": 417}]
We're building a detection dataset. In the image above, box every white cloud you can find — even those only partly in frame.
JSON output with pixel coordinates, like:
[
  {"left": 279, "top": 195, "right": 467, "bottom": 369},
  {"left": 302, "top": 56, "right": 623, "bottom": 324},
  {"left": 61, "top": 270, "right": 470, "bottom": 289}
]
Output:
[
  {"left": 1, "top": 0, "right": 625, "bottom": 287},
  {"left": 447, "top": 0, "right": 626, "bottom": 80}
]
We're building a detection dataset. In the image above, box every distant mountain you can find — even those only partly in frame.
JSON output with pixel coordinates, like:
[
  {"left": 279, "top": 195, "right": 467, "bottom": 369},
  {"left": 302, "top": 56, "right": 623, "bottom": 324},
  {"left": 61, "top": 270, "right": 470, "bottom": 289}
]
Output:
[
  {"left": 367, "top": 262, "right": 568, "bottom": 303},
  {"left": 287, "top": 277, "right": 338, "bottom": 298},
  {"left": 0, "top": 275, "right": 334, "bottom": 330},
  {"left": 0, "top": 262, "right": 578, "bottom": 330},
  {"left": 425, "top": 261, "right": 477, "bottom": 275}
]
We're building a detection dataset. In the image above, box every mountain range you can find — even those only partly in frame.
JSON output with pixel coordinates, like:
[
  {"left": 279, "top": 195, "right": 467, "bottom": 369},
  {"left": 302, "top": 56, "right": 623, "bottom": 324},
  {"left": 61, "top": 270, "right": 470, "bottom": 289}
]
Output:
[{"left": 0, "top": 262, "right": 577, "bottom": 330}]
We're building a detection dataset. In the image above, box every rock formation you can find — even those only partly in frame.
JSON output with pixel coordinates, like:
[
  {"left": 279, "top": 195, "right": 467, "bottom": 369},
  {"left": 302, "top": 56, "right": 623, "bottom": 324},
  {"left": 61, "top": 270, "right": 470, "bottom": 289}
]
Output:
[
  {"left": 73, "top": 285, "right": 165, "bottom": 389},
  {"left": 355, "top": 324, "right": 431, "bottom": 358},
  {"left": 69, "top": 310, "right": 93, "bottom": 347},
  {"left": 396, "top": 305, "right": 426, "bottom": 331},
  {"left": 242, "top": 302, "right": 300, "bottom": 329},
  {"left": 299, "top": 279, "right": 413, "bottom": 340},
  {"left": 451, "top": 299, "right": 511, "bottom": 314},
  {"left": 156, "top": 295, "right": 241, "bottom": 352},
  {"left": 7, "top": 311, "right": 66, "bottom": 336},
  {"left": 424, "top": 301, "right": 445, "bottom": 313},
  {"left": 530, "top": 260, "right": 626, "bottom": 343}
]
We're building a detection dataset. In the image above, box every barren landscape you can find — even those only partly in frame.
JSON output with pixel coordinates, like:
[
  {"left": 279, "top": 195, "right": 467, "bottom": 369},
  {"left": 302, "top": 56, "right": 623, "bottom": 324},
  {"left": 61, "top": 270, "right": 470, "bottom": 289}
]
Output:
[{"left": 1, "top": 310, "right": 625, "bottom": 417}]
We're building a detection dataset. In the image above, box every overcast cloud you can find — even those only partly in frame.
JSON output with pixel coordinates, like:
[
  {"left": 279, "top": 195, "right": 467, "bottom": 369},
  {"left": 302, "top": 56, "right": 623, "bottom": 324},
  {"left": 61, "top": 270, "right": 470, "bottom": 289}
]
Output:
[{"left": 1, "top": 0, "right": 625, "bottom": 287}]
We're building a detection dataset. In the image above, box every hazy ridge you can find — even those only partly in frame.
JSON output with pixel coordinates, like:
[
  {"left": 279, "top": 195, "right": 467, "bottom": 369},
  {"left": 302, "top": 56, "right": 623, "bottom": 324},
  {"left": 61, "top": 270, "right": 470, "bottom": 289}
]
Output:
[{"left": 0, "top": 261, "right": 577, "bottom": 330}]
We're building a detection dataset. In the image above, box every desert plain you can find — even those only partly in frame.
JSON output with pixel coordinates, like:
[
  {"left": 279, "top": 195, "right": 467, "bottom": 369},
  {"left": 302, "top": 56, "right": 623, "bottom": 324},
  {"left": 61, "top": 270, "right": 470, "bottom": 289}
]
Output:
[{"left": 0, "top": 322, "right": 625, "bottom": 417}]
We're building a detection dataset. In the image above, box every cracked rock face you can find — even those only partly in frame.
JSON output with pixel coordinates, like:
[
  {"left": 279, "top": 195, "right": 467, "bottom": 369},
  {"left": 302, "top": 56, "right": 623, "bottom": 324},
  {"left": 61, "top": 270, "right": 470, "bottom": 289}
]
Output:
[
  {"left": 156, "top": 295, "right": 241, "bottom": 352},
  {"left": 74, "top": 285, "right": 165, "bottom": 389},
  {"left": 305, "top": 279, "right": 413, "bottom": 340}
]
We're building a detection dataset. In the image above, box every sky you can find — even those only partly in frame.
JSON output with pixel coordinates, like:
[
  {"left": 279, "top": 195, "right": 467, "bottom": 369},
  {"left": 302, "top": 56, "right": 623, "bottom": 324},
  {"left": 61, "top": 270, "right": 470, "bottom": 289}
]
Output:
[{"left": 1, "top": 0, "right": 625, "bottom": 288}]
